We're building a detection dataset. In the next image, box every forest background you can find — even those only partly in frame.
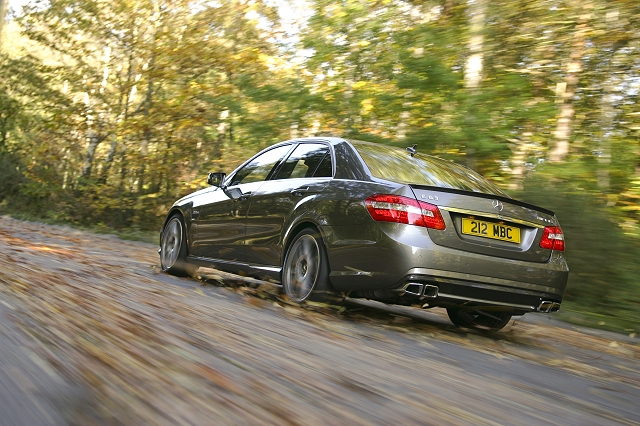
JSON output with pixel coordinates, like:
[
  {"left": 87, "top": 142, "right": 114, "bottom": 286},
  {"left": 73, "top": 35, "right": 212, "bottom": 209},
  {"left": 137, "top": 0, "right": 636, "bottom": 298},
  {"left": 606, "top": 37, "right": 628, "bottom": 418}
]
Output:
[{"left": 1, "top": 0, "right": 639, "bottom": 334}]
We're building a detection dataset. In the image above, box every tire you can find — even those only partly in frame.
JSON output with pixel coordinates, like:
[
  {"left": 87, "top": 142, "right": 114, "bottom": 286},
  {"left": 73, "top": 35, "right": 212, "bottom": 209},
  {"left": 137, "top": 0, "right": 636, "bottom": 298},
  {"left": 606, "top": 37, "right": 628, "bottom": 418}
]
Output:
[
  {"left": 160, "top": 214, "right": 197, "bottom": 277},
  {"left": 282, "top": 228, "right": 340, "bottom": 304},
  {"left": 446, "top": 308, "right": 512, "bottom": 331}
]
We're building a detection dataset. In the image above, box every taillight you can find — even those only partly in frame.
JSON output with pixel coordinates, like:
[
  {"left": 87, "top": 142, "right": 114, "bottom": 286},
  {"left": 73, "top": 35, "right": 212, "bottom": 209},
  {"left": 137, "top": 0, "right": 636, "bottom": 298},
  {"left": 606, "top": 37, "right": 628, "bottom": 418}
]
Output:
[
  {"left": 540, "top": 226, "right": 565, "bottom": 251},
  {"left": 365, "top": 194, "right": 446, "bottom": 230}
]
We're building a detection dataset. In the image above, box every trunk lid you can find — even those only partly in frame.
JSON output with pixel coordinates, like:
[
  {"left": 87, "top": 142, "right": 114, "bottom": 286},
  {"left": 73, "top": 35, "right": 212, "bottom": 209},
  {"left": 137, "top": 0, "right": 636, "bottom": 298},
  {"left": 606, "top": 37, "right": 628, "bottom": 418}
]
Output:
[{"left": 410, "top": 185, "right": 557, "bottom": 263}]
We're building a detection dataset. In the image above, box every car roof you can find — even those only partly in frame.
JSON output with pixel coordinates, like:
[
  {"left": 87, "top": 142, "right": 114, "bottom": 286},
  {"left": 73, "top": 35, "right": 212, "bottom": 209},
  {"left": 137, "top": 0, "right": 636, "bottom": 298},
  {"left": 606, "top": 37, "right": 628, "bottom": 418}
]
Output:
[{"left": 282, "top": 136, "right": 348, "bottom": 146}]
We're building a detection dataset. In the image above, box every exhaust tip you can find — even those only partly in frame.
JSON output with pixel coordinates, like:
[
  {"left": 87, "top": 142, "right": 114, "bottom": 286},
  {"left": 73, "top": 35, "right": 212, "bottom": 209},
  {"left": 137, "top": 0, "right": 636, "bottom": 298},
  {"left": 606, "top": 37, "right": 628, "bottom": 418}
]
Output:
[
  {"left": 402, "top": 283, "right": 439, "bottom": 298},
  {"left": 404, "top": 283, "right": 423, "bottom": 296},
  {"left": 423, "top": 284, "right": 438, "bottom": 298},
  {"left": 538, "top": 301, "right": 561, "bottom": 313}
]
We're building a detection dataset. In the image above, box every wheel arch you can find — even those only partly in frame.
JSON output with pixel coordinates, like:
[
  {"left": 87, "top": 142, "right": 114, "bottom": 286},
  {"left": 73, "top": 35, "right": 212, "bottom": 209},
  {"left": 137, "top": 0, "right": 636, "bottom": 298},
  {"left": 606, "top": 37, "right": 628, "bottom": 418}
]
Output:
[
  {"left": 281, "top": 219, "right": 340, "bottom": 303},
  {"left": 160, "top": 205, "right": 193, "bottom": 250},
  {"left": 281, "top": 219, "right": 329, "bottom": 268}
]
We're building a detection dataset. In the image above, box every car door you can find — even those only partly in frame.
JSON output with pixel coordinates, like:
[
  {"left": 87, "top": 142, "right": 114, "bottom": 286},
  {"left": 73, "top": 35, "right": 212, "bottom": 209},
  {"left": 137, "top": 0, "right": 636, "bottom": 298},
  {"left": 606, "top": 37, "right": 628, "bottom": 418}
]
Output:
[
  {"left": 244, "top": 142, "right": 333, "bottom": 267},
  {"left": 191, "top": 144, "right": 294, "bottom": 262}
]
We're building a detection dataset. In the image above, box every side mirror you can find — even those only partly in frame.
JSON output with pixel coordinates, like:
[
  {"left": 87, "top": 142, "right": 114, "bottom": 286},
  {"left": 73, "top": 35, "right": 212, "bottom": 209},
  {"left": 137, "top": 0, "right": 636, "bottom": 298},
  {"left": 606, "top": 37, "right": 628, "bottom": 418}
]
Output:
[{"left": 207, "top": 172, "right": 226, "bottom": 187}]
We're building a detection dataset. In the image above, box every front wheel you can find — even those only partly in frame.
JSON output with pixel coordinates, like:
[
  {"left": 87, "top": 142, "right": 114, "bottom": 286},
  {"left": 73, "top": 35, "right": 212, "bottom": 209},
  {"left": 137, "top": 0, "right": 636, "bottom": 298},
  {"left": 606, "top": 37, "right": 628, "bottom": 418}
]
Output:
[
  {"left": 282, "top": 228, "right": 338, "bottom": 304},
  {"left": 446, "top": 308, "right": 512, "bottom": 331},
  {"left": 160, "top": 215, "right": 197, "bottom": 277}
]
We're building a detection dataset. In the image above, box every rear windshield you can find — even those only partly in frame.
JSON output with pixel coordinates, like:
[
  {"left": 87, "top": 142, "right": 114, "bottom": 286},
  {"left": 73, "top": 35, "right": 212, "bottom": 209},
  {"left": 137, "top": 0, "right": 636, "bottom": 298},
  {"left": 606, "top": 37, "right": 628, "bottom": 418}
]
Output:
[{"left": 350, "top": 140, "right": 508, "bottom": 196}]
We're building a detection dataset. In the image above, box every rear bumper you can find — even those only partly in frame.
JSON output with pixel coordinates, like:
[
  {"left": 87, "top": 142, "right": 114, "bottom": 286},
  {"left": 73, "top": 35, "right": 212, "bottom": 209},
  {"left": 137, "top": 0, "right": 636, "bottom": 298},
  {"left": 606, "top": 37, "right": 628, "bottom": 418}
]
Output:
[{"left": 392, "top": 269, "right": 563, "bottom": 313}]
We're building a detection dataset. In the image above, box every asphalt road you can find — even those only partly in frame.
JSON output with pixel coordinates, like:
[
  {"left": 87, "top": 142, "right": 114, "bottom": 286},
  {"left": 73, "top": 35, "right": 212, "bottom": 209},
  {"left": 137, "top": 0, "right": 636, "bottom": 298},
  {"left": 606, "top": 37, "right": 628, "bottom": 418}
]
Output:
[{"left": 0, "top": 216, "right": 638, "bottom": 425}]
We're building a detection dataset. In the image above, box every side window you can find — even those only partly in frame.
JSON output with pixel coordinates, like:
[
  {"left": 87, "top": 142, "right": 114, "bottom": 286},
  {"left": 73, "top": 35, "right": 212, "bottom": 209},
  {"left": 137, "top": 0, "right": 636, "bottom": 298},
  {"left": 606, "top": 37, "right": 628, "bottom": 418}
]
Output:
[
  {"left": 313, "top": 152, "right": 333, "bottom": 177},
  {"left": 229, "top": 145, "right": 292, "bottom": 186},
  {"left": 273, "top": 143, "right": 333, "bottom": 180}
]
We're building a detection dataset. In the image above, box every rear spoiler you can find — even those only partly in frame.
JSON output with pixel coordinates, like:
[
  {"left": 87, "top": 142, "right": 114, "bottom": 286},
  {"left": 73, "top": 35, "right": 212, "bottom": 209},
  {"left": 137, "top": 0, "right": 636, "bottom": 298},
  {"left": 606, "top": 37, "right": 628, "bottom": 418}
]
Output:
[{"left": 409, "top": 184, "right": 555, "bottom": 217}]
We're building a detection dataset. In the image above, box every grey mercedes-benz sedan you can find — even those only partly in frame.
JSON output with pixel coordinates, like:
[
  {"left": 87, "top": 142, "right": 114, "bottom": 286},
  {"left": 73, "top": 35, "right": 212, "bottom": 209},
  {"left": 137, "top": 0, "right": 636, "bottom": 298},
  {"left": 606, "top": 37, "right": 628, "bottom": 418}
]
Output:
[{"left": 160, "top": 137, "right": 568, "bottom": 331}]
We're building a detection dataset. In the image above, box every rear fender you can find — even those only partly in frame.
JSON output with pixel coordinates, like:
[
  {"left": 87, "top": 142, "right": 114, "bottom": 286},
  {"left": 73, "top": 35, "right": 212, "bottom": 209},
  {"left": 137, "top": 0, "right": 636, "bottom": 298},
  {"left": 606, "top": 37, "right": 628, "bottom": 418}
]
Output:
[{"left": 281, "top": 215, "right": 326, "bottom": 267}]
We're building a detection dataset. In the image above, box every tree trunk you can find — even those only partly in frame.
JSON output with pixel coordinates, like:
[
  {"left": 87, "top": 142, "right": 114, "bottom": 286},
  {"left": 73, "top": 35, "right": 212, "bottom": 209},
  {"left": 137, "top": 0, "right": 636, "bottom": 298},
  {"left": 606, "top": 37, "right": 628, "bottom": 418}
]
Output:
[
  {"left": 0, "top": 105, "right": 16, "bottom": 150},
  {"left": 597, "top": 89, "right": 614, "bottom": 192},
  {"left": 136, "top": 55, "right": 156, "bottom": 194},
  {"left": 118, "top": 145, "right": 128, "bottom": 196},
  {"left": 596, "top": 10, "right": 622, "bottom": 193},
  {"left": 463, "top": 0, "right": 486, "bottom": 170},
  {"left": 549, "top": 4, "right": 591, "bottom": 162},
  {"left": 0, "top": 0, "right": 6, "bottom": 49},
  {"left": 163, "top": 138, "right": 172, "bottom": 197},
  {"left": 136, "top": 11, "right": 160, "bottom": 194},
  {"left": 80, "top": 44, "right": 111, "bottom": 180},
  {"left": 441, "top": 0, "right": 456, "bottom": 21},
  {"left": 464, "top": 0, "right": 485, "bottom": 91},
  {"left": 101, "top": 50, "right": 135, "bottom": 185},
  {"left": 98, "top": 137, "right": 118, "bottom": 184},
  {"left": 217, "top": 121, "right": 227, "bottom": 152},
  {"left": 508, "top": 135, "right": 527, "bottom": 191},
  {"left": 80, "top": 134, "right": 107, "bottom": 179}
]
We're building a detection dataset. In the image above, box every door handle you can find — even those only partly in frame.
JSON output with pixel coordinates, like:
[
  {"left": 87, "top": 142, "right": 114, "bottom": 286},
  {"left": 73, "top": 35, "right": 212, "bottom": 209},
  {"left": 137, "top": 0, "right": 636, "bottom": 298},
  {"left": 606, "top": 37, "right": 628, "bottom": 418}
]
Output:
[
  {"left": 239, "top": 191, "right": 252, "bottom": 201},
  {"left": 290, "top": 187, "right": 311, "bottom": 196}
]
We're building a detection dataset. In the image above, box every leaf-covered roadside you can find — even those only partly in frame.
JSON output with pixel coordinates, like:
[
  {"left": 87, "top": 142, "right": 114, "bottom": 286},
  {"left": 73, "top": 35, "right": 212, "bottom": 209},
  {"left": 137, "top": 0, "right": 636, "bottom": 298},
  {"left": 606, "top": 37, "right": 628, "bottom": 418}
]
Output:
[{"left": 0, "top": 216, "right": 638, "bottom": 425}]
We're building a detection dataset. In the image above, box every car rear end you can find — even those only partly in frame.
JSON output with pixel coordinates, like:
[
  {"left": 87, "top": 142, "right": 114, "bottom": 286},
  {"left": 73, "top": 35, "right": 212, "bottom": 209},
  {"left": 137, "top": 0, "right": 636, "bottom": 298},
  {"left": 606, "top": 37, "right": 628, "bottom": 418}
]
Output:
[
  {"left": 345, "top": 141, "right": 569, "bottom": 315},
  {"left": 393, "top": 188, "right": 566, "bottom": 312}
]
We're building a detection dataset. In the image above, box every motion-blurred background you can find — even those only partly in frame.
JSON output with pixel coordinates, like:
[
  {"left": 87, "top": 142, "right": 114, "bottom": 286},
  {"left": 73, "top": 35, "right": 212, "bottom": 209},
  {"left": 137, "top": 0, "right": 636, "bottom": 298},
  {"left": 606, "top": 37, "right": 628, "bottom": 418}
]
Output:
[{"left": 0, "top": 0, "right": 638, "bottom": 334}]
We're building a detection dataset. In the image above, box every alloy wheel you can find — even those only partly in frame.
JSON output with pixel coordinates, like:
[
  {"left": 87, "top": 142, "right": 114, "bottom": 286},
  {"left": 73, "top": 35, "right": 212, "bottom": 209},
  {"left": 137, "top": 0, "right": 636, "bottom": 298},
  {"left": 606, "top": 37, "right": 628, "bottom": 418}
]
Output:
[
  {"left": 283, "top": 234, "right": 320, "bottom": 303},
  {"left": 161, "top": 217, "right": 182, "bottom": 270}
]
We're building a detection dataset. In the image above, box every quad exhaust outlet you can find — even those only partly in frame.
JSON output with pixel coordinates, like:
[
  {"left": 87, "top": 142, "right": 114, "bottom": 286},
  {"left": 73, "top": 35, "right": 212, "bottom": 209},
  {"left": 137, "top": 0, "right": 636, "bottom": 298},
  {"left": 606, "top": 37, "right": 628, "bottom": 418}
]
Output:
[
  {"left": 538, "top": 301, "right": 561, "bottom": 313},
  {"left": 403, "top": 282, "right": 439, "bottom": 298},
  {"left": 390, "top": 284, "right": 562, "bottom": 315}
]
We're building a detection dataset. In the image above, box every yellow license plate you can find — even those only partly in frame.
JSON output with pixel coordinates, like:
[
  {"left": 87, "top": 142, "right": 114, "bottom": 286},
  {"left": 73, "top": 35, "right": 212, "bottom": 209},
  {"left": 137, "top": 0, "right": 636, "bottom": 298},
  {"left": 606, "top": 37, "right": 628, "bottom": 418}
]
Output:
[{"left": 461, "top": 218, "right": 521, "bottom": 244}]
